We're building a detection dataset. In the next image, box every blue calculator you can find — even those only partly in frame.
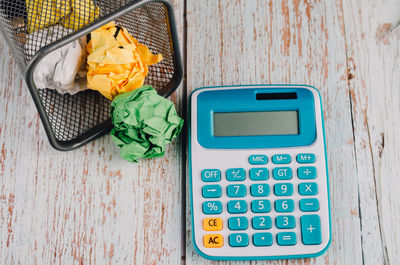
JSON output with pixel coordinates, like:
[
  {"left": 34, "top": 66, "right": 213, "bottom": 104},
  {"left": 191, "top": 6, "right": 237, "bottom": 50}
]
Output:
[{"left": 188, "top": 85, "right": 331, "bottom": 260}]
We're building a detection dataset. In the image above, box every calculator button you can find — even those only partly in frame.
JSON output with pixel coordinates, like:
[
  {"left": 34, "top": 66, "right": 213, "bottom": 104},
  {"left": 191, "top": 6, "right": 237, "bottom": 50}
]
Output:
[
  {"left": 253, "top": 233, "right": 273, "bottom": 246},
  {"left": 298, "top": 183, "right": 318, "bottom": 196},
  {"left": 252, "top": 216, "right": 272, "bottom": 230},
  {"left": 272, "top": 167, "right": 293, "bottom": 180},
  {"left": 272, "top": 154, "right": 291, "bottom": 164},
  {"left": 249, "top": 168, "right": 269, "bottom": 181},
  {"left": 248, "top": 155, "right": 268, "bottom": 165},
  {"left": 250, "top": 184, "right": 270, "bottom": 197},
  {"left": 202, "top": 201, "right": 223, "bottom": 214},
  {"left": 229, "top": 233, "right": 249, "bottom": 247},
  {"left": 299, "top": 198, "right": 320, "bottom": 212},
  {"left": 227, "top": 200, "right": 247, "bottom": 214},
  {"left": 275, "top": 216, "right": 296, "bottom": 229},
  {"left": 202, "top": 185, "right": 222, "bottom": 198},
  {"left": 226, "top": 184, "right": 247, "bottom": 197},
  {"left": 228, "top": 217, "right": 248, "bottom": 230},
  {"left": 301, "top": 215, "right": 322, "bottom": 245},
  {"left": 251, "top": 200, "right": 271, "bottom": 213},
  {"left": 276, "top": 232, "right": 297, "bottom": 246},
  {"left": 298, "top": 166, "right": 317, "bottom": 179},
  {"left": 204, "top": 234, "right": 224, "bottom": 248},
  {"left": 296, "top": 153, "right": 316, "bottom": 163},
  {"left": 226, "top": 168, "right": 246, "bottom": 181},
  {"left": 274, "top": 183, "right": 294, "bottom": 196},
  {"left": 201, "top": 169, "right": 221, "bottom": 182},
  {"left": 203, "top": 217, "right": 223, "bottom": 231},
  {"left": 275, "top": 199, "right": 295, "bottom": 212}
]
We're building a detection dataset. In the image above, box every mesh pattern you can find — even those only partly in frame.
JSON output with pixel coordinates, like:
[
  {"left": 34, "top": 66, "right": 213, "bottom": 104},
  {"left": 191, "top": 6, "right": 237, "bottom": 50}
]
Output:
[{"left": 0, "top": 0, "right": 178, "bottom": 144}]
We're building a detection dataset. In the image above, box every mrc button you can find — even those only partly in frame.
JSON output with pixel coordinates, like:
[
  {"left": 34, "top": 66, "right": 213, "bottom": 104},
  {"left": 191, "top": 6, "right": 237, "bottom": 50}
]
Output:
[
  {"left": 201, "top": 169, "right": 221, "bottom": 182},
  {"left": 249, "top": 155, "right": 268, "bottom": 165}
]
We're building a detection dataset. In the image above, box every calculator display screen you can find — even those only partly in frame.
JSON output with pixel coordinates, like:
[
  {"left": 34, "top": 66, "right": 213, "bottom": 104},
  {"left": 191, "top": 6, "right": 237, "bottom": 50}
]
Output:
[{"left": 213, "top": 111, "right": 299, "bottom": 137}]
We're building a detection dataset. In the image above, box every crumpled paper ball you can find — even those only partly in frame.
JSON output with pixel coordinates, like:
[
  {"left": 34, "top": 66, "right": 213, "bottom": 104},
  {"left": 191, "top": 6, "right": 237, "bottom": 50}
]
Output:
[
  {"left": 110, "top": 85, "right": 183, "bottom": 163},
  {"left": 86, "top": 22, "right": 163, "bottom": 100}
]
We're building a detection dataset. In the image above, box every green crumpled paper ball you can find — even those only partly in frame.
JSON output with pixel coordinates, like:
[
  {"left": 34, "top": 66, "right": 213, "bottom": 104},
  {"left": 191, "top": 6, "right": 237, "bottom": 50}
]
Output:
[{"left": 110, "top": 85, "right": 184, "bottom": 162}]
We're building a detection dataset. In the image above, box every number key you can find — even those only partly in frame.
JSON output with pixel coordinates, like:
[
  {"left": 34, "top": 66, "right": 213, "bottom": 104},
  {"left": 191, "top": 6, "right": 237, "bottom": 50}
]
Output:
[
  {"left": 276, "top": 215, "right": 296, "bottom": 229},
  {"left": 251, "top": 199, "right": 271, "bottom": 213},
  {"left": 229, "top": 233, "right": 249, "bottom": 247},
  {"left": 228, "top": 217, "right": 248, "bottom": 230},
  {"left": 275, "top": 199, "right": 294, "bottom": 212},
  {"left": 250, "top": 184, "right": 270, "bottom": 197},
  {"left": 227, "top": 200, "right": 247, "bottom": 214},
  {"left": 252, "top": 216, "right": 272, "bottom": 230},
  {"left": 226, "top": 184, "right": 247, "bottom": 197},
  {"left": 274, "top": 183, "right": 293, "bottom": 196}
]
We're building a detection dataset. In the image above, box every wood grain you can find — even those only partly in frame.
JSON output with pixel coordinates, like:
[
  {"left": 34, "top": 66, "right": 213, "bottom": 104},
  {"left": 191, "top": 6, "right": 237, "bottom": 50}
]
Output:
[{"left": 0, "top": 0, "right": 184, "bottom": 264}]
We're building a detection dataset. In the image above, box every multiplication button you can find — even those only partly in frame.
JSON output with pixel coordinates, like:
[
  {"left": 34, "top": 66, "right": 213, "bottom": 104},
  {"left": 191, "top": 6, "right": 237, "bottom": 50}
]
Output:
[
  {"left": 201, "top": 169, "right": 221, "bottom": 182},
  {"left": 298, "top": 183, "right": 318, "bottom": 196}
]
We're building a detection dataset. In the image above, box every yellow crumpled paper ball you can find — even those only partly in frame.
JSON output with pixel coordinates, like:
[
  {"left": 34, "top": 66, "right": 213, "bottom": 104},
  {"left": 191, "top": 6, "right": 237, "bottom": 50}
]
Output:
[
  {"left": 26, "top": 0, "right": 99, "bottom": 33},
  {"left": 86, "top": 22, "right": 163, "bottom": 100}
]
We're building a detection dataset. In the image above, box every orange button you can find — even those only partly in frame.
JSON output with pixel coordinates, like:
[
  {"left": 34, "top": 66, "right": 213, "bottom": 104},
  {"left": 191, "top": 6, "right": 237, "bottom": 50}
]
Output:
[
  {"left": 203, "top": 218, "right": 223, "bottom": 231},
  {"left": 203, "top": 234, "right": 224, "bottom": 248}
]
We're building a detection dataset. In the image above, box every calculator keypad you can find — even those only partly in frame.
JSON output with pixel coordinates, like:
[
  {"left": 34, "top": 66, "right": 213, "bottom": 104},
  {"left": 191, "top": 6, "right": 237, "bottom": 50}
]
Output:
[{"left": 199, "top": 153, "right": 324, "bottom": 250}]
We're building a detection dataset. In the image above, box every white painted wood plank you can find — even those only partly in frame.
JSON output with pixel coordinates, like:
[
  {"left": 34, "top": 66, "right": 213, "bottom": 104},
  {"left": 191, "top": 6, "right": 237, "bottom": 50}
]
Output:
[
  {"left": 342, "top": 0, "right": 400, "bottom": 264},
  {"left": 186, "top": 0, "right": 364, "bottom": 264},
  {"left": 0, "top": 0, "right": 184, "bottom": 263}
]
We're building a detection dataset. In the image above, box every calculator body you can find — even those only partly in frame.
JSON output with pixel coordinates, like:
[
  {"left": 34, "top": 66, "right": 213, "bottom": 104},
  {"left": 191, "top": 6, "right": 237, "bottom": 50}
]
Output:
[{"left": 188, "top": 85, "right": 331, "bottom": 260}]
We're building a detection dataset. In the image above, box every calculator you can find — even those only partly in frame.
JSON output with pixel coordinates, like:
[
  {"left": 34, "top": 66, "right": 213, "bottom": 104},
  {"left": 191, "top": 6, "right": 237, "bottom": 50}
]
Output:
[{"left": 188, "top": 85, "right": 331, "bottom": 260}]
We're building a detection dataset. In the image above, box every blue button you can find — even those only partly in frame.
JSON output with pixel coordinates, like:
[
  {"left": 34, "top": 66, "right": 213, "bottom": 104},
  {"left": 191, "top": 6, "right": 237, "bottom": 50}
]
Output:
[
  {"left": 299, "top": 183, "right": 318, "bottom": 196},
  {"left": 252, "top": 216, "right": 272, "bottom": 230},
  {"left": 249, "top": 155, "right": 268, "bottom": 165},
  {"left": 201, "top": 169, "right": 221, "bottom": 182},
  {"left": 229, "top": 233, "right": 249, "bottom": 247},
  {"left": 299, "top": 198, "right": 320, "bottom": 212},
  {"left": 277, "top": 232, "right": 297, "bottom": 246},
  {"left": 298, "top": 167, "right": 317, "bottom": 179},
  {"left": 202, "top": 185, "right": 222, "bottom": 198},
  {"left": 226, "top": 184, "right": 247, "bottom": 197},
  {"left": 253, "top": 233, "right": 273, "bottom": 246},
  {"left": 250, "top": 184, "right": 270, "bottom": 197},
  {"left": 296, "top": 153, "right": 316, "bottom": 163},
  {"left": 226, "top": 168, "right": 246, "bottom": 181},
  {"left": 228, "top": 217, "right": 248, "bottom": 230},
  {"left": 227, "top": 200, "right": 247, "bottom": 214},
  {"left": 274, "top": 183, "right": 293, "bottom": 196},
  {"left": 272, "top": 167, "right": 292, "bottom": 180},
  {"left": 202, "top": 201, "right": 222, "bottom": 214},
  {"left": 249, "top": 168, "right": 269, "bottom": 181},
  {"left": 275, "top": 215, "right": 296, "bottom": 229},
  {"left": 275, "top": 199, "right": 295, "bottom": 212},
  {"left": 272, "top": 154, "right": 291, "bottom": 164},
  {"left": 251, "top": 200, "right": 271, "bottom": 213},
  {"left": 301, "top": 215, "right": 322, "bottom": 245}
]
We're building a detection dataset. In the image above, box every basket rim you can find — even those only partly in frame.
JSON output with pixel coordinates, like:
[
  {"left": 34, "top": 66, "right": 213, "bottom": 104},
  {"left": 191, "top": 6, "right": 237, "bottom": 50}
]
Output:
[{"left": 23, "top": 0, "right": 183, "bottom": 151}]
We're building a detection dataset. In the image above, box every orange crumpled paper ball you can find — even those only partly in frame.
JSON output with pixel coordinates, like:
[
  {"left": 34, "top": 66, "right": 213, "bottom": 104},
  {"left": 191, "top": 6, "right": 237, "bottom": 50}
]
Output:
[{"left": 86, "top": 22, "right": 163, "bottom": 100}]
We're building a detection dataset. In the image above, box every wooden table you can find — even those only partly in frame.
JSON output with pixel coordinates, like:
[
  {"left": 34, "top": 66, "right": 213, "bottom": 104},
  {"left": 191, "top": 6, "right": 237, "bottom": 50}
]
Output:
[{"left": 1, "top": 0, "right": 399, "bottom": 264}]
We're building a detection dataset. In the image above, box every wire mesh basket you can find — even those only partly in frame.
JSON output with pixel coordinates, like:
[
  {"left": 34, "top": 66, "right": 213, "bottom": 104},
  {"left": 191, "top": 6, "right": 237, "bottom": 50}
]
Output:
[{"left": 0, "top": 0, "right": 182, "bottom": 150}]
